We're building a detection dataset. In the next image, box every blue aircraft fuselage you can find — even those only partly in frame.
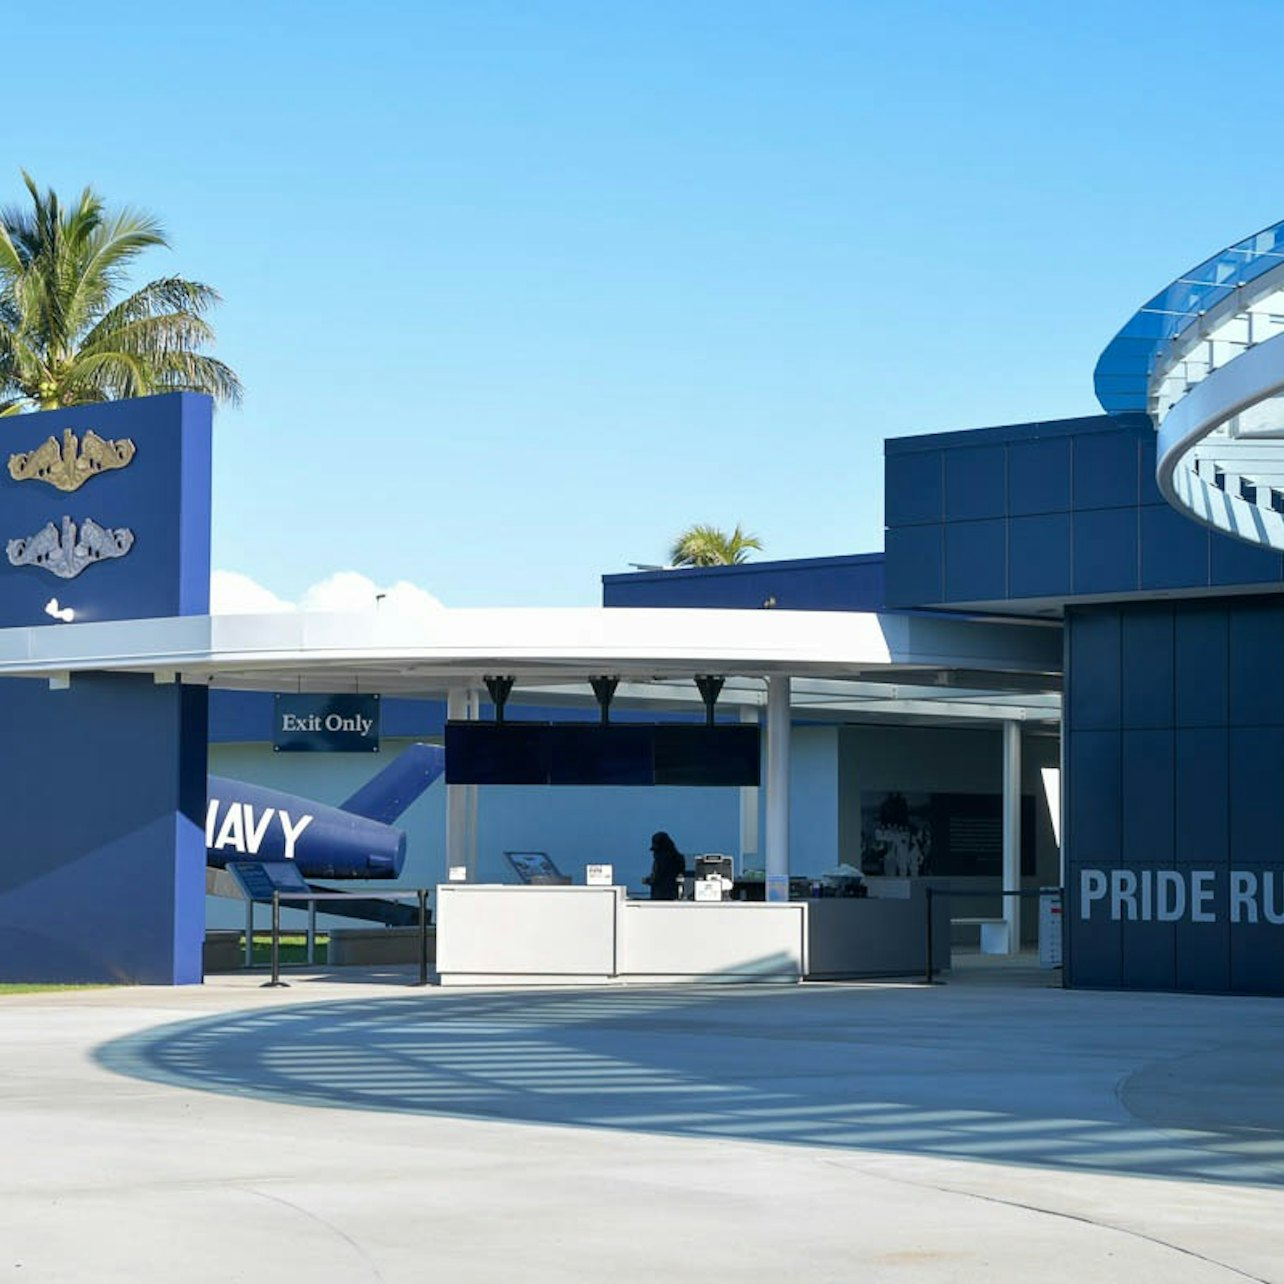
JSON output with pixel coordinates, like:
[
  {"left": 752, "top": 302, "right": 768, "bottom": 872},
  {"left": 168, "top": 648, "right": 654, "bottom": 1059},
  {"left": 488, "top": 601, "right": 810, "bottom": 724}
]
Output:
[{"left": 204, "top": 743, "right": 445, "bottom": 880}]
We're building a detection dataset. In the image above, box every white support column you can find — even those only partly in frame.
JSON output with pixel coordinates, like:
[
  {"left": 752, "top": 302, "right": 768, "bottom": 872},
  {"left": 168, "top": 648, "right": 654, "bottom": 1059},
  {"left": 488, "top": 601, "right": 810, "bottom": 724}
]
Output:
[
  {"left": 739, "top": 703, "right": 760, "bottom": 875},
  {"left": 446, "top": 688, "right": 470, "bottom": 879},
  {"left": 464, "top": 689, "right": 480, "bottom": 880},
  {"left": 1002, "top": 719, "right": 1022, "bottom": 955},
  {"left": 764, "top": 676, "right": 791, "bottom": 902}
]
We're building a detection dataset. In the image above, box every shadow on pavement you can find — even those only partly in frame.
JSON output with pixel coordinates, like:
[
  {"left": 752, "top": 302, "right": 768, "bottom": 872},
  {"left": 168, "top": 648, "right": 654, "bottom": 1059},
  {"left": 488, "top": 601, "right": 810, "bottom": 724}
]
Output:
[{"left": 94, "top": 983, "right": 1284, "bottom": 1187}]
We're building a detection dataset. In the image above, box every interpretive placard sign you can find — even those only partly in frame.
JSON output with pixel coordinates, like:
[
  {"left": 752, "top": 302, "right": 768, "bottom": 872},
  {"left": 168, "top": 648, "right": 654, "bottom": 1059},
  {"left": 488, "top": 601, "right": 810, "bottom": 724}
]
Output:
[
  {"left": 274, "top": 694, "right": 381, "bottom": 753},
  {"left": 225, "top": 860, "right": 311, "bottom": 902},
  {"left": 1038, "top": 888, "right": 1062, "bottom": 969}
]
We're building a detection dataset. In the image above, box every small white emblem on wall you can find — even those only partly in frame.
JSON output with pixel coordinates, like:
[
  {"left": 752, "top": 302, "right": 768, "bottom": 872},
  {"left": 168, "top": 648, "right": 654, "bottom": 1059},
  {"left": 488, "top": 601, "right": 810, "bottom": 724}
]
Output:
[{"left": 7, "top": 515, "right": 135, "bottom": 579}]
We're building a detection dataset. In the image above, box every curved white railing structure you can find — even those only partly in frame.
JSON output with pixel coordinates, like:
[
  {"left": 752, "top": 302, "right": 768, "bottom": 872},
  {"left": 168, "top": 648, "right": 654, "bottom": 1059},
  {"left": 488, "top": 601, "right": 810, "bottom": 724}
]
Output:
[{"left": 1095, "top": 220, "right": 1284, "bottom": 549}]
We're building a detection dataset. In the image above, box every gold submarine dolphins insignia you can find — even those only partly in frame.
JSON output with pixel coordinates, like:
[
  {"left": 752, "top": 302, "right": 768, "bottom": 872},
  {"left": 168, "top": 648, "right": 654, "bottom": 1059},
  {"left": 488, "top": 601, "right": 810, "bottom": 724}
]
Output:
[{"left": 7, "top": 427, "right": 136, "bottom": 492}]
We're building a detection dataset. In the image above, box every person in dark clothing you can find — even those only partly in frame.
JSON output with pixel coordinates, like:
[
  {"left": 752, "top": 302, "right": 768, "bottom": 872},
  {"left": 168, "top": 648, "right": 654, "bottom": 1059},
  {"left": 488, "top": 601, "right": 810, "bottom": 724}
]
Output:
[{"left": 643, "top": 831, "right": 685, "bottom": 900}]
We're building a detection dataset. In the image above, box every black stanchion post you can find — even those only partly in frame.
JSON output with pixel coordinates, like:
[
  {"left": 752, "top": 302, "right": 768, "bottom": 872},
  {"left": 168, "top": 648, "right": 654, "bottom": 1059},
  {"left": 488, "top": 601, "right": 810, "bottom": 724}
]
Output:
[
  {"left": 263, "top": 890, "right": 288, "bottom": 988},
  {"left": 924, "top": 886, "right": 934, "bottom": 985},
  {"left": 417, "top": 888, "right": 429, "bottom": 987}
]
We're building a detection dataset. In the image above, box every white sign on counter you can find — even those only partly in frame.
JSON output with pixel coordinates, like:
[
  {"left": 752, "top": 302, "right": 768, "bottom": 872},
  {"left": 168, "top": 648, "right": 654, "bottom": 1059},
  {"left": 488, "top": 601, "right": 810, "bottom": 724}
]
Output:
[{"left": 586, "top": 864, "right": 614, "bottom": 886}]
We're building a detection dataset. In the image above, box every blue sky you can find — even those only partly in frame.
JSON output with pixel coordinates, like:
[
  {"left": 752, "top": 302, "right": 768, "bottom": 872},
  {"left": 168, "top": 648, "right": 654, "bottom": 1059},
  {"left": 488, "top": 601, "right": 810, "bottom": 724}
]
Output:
[{"left": 11, "top": 0, "right": 1284, "bottom": 606}]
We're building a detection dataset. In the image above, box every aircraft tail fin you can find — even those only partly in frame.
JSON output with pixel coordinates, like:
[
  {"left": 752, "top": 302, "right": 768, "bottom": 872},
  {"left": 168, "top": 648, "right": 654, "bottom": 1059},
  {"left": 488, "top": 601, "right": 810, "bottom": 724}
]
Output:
[{"left": 339, "top": 743, "right": 445, "bottom": 824}]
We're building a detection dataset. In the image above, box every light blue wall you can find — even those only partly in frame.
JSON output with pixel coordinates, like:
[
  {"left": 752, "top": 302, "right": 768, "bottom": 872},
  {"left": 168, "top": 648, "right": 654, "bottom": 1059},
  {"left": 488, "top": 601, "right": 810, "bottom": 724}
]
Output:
[
  {"left": 473, "top": 783, "right": 738, "bottom": 888},
  {"left": 785, "top": 726, "right": 841, "bottom": 879}
]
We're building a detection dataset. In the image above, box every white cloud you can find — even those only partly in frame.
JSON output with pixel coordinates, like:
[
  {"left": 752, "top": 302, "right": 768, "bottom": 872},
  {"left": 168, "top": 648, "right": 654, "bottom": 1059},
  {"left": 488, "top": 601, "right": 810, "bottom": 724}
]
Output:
[
  {"left": 210, "top": 570, "right": 295, "bottom": 615},
  {"left": 381, "top": 579, "right": 446, "bottom": 617},
  {"left": 296, "top": 571, "right": 380, "bottom": 613},
  {"left": 299, "top": 571, "right": 444, "bottom": 617},
  {"left": 210, "top": 570, "right": 444, "bottom": 616}
]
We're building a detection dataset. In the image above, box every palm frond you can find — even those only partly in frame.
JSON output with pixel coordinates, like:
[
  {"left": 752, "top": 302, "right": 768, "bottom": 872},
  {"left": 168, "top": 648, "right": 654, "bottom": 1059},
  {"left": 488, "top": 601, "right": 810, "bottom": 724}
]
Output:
[
  {"left": 144, "top": 350, "right": 243, "bottom": 404},
  {"left": 669, "top": 522, "right": 762, "bottom": 567},
  {"left": 65, "top": 211, "right": 168, "bottom": 333},
  {"left": 80, "top": 278, "right": 221, "bottom": 348},
  {"left": 81, "top": 310, "right": 216, "bottom": 359},
  {"left": 58, "top": 349, "right": 150, "bottom": 401},
  {"left": 0, "top": 177, "right": 240, "bottom": 412},
  {"left": 0, "top": 221, "right": 22, "bottom": 276}
]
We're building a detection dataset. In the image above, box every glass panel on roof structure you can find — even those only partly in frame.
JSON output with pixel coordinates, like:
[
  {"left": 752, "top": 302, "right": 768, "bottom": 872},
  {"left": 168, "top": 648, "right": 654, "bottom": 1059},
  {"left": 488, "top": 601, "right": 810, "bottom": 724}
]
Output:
[
  {"left": 1149, "top": 272, "right": 1284, "bottom": 419},
  {"left": 1094, "top": 216, "right": 1284, "bottom": 415},
  {"left": 1100, "top": 217, "right": 1284, "bottom": 552}
]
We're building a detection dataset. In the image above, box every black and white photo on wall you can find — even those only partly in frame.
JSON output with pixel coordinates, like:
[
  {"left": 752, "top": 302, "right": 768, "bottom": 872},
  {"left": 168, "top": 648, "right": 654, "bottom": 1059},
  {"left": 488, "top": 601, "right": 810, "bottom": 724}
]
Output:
[{"left": 859, "top": 791, "right": 1036, "bottom": 878}]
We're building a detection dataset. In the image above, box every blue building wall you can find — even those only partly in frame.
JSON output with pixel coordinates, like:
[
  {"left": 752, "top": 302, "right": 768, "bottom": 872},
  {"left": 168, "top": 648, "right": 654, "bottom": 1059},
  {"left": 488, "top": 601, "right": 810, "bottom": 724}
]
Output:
[
  {"left": 0, "top": 674, "right": 207, "bottom": 983},
  {"left": 0, "top": 394, "right": 211, "bottom": 626},
  {"left": 885, "top": 414, "right": 1284, "bottom": 609},
  {"left": 787, "top": 727, "right": 840, "bottom": 876},
  {"left": 0, "top": 395, "right": 211, "bottom": 984},
  {"left": 1064, "top": 597, "right": 1284, "bottom": 995},
  {"left": 603, "top": 553, "right": 884, "bottom": 611}
]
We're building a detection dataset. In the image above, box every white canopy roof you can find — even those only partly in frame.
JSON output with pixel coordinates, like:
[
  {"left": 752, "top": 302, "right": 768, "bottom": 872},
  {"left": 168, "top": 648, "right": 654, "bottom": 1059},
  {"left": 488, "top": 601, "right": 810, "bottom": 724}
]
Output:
[{"left": 0, "top": 606, "right": 1062, "bottom": 724}]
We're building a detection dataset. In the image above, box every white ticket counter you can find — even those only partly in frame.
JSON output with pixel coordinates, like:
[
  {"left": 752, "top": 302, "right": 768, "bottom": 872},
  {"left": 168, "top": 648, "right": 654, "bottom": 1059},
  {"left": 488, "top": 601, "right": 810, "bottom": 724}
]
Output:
[
  {"left": 435, "top": 884, "right": 945, "bottom": 986},
  {"left": 618, "top": 900, "right": 806, "bottom": 982},
  {"left": 435, "top": 884, "right": 623, "bottom": 985}
]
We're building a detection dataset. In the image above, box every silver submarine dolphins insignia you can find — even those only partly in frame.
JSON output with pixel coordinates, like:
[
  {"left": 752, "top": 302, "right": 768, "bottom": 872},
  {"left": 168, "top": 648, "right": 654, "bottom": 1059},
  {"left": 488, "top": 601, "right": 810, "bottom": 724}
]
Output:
[{"left": 7, "top": 514, "right": 135, "bottom": 579}]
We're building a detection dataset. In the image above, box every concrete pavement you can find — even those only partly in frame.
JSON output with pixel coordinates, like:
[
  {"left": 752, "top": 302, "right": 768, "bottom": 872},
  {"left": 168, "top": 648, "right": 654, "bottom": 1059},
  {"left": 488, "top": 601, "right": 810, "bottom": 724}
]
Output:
[{"left": 2, "top": 969, "right": 1283, "bottom": 1282}]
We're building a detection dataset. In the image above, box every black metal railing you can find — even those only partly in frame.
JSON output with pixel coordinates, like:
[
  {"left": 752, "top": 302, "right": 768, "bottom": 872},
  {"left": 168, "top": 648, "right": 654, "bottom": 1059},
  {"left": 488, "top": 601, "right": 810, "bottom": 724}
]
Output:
[{"left": 259, "top": 888, "right": 433, "bottom": 988}]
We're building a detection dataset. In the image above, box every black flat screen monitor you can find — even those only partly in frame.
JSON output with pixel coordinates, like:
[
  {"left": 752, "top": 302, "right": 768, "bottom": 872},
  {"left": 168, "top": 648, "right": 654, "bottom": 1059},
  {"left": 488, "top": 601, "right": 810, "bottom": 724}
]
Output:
[
  {"left": 546, "top": 724, "right": 653, "bottom": 786},
  {"left": 444, "top": 722, "right": 549, "bottom": 785},
  {"left": 444, "top": 720, "right": 761, "bottom": 787},
  {"left": 654, "top": 725, "right": 760, "bottom": 787}
]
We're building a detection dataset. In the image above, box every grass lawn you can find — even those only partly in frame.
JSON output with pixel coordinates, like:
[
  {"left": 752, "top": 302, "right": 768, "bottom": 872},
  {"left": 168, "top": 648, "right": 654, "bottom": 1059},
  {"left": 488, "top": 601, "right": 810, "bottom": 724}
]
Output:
[
  {"left": 249, "top": 933, "right": 329, "bottom": 967},
  {"left": 0, "top": 984, "right": 111, "bottom": 995}
]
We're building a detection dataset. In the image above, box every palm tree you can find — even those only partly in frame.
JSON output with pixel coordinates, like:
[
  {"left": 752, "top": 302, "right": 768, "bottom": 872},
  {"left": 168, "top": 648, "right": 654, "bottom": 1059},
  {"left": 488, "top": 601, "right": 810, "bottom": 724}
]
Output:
[
  {"left": 669, "top": 523, "right": 763, "bottom": 567},
  {"left": 0, "top": 173, "right": 241, "bottom": 415}
]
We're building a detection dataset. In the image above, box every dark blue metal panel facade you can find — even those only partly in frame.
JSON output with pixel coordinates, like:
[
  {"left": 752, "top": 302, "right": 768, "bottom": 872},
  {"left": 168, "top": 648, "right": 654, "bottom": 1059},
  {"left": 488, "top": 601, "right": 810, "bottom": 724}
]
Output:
[
  {"left": 884, "top": 414, "right": 1284, "bottom": 609},
  {"left": 602, "top": 553, "right": 884, "bottom": 612},
  {"left": 885, "top": 407, "right": 1284, "bottom": 995},
  {"left": 1064, "top": 598, "right": 1284, "bottom": 996}
]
